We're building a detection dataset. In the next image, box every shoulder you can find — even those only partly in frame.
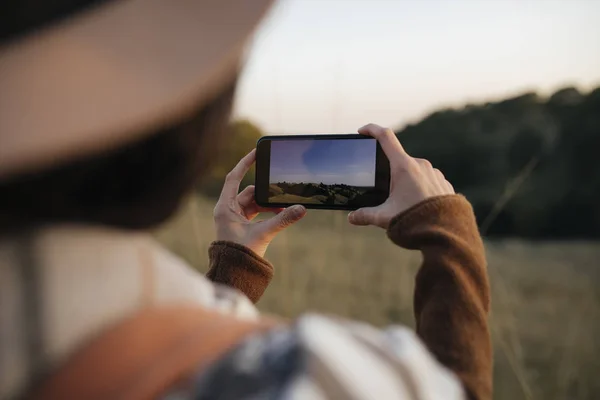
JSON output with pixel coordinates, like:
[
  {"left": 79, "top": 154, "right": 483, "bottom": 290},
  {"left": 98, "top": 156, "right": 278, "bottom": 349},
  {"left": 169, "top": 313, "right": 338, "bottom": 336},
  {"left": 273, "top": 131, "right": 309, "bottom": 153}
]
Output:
[
  {"left": 163, "top": 314, "right": 465, "bottom": 400},
  {"left": 145, "top": 236, "right": 260, "bottom": 319}
]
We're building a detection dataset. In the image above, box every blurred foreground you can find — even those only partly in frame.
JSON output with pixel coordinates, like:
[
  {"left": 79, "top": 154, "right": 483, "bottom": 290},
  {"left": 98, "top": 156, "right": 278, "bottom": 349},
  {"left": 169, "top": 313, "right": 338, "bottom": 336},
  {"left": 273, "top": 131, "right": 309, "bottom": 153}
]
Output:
[{"left": 156, "top": 195, "right": 600, "bottom": 400}]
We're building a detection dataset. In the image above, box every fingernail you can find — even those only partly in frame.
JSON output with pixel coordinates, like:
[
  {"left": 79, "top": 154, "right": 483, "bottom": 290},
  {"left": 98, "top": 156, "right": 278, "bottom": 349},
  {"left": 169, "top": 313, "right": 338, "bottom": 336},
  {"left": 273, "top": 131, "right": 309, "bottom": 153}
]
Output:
[{"left": 290, "top": 205, "right": 305, "bottom": 215}]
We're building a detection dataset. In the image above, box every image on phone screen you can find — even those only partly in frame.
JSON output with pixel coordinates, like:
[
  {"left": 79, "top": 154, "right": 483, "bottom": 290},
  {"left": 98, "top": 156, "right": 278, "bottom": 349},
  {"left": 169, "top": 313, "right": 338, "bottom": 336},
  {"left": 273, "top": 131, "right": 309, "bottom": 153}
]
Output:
[{"left": 255, "top": 135, "right": 390, "bottom": 210}]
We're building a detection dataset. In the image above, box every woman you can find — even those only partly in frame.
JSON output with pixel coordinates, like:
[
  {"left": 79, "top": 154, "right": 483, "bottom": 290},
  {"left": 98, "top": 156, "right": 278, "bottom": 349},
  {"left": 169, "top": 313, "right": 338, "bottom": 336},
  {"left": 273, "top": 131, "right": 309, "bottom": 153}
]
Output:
[{"left": 0, "top": 0, "right": 491, "bottom": 399}]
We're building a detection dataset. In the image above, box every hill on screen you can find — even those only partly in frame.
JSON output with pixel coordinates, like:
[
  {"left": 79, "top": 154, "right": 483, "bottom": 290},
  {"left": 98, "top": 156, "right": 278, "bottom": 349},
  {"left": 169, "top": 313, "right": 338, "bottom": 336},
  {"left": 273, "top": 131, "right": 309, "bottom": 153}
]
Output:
[{"left": 268, "top": 181, "right": 374, "bottom": 206}]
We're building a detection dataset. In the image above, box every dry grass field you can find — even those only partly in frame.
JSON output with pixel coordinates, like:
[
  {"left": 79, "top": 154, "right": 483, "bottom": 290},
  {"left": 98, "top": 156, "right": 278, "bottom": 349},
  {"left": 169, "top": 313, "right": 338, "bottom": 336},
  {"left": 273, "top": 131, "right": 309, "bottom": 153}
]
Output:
[{"left": 156, "top": 195, "right": 600, "bottom": 400}]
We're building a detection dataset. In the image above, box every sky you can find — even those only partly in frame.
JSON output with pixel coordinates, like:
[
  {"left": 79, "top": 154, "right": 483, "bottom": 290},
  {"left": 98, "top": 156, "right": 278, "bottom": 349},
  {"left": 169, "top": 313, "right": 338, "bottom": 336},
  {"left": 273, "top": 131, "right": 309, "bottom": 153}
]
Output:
[
  {"left": 234, "top": 0, "right": 600, "bottom": 134},
  {"left": 270, "top": 139, "right": 377, "bottom": 186}
]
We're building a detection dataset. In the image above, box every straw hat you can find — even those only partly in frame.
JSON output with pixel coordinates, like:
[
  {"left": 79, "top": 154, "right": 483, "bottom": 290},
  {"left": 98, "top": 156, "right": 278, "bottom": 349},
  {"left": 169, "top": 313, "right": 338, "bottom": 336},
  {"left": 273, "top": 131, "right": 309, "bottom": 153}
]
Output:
[{"left": 0, "top": 0, "right": 273, "bottom": 180}]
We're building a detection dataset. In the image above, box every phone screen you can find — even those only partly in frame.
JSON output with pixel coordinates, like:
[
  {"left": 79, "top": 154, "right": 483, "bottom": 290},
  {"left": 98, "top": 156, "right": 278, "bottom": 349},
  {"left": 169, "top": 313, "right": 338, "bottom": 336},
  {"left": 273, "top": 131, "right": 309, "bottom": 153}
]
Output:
[{"left": 255, "top": 135, "right": 390, "bottom": 210}]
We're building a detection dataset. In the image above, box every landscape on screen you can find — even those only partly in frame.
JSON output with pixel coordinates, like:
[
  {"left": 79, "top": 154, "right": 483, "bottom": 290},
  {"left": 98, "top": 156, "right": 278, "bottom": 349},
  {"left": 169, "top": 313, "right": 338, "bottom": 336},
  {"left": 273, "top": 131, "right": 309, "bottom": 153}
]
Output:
[{"left": 268, "top": 138, "right": 377, "bottom": 206}]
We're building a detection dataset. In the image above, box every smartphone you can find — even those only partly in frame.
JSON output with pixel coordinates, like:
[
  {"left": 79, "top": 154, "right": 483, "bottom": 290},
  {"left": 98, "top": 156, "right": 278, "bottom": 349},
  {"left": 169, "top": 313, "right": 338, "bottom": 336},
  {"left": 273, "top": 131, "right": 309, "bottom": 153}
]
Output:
[{"left": 255, "top": 134, "right": 390, "bottom": 210}]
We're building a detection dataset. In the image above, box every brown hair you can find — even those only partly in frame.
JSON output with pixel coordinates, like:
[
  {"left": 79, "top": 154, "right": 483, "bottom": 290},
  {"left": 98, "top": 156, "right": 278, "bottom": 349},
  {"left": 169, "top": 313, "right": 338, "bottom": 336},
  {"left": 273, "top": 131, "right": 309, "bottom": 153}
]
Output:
[{"left": 0, "top": 79, "right": 237, "bottom": 233}]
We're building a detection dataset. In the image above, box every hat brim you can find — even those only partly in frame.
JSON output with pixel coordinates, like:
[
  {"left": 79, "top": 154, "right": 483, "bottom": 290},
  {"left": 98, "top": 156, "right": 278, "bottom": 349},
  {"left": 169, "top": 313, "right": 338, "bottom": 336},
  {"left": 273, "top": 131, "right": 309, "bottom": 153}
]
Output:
[{"left": 0, "top": 0, "right": 273, "bottom": 179}]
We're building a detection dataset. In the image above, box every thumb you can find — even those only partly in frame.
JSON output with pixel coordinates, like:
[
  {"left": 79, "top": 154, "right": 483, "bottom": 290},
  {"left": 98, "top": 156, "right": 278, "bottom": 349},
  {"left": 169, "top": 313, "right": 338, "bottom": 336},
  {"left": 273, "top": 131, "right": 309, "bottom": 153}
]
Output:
[
  {"left": 348, "top": 207, "right": 376, "bottom": 226},
  {"left": 260, "top": 205, "right": 306, "bottom": 235}
]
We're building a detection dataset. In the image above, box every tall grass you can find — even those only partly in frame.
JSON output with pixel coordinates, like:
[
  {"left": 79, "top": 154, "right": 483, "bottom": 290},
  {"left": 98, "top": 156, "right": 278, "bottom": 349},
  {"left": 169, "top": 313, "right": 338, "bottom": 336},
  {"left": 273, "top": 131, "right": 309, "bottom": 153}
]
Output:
[{"left": 156, "top": 195, "right": 600, "bottom": 400}]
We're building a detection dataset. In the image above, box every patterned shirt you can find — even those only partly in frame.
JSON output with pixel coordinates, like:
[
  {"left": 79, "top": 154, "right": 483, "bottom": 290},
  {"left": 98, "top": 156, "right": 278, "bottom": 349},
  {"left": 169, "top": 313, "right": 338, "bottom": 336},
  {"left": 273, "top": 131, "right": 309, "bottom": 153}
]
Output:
[{"left": 164, "top": 314, "right": 464, "bottom": 400}]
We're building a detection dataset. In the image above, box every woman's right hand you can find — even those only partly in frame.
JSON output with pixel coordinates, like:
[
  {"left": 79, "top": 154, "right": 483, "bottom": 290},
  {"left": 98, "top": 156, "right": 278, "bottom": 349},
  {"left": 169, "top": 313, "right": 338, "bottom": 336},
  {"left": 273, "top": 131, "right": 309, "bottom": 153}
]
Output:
[{"left": 348, "top": 123, "right": 455, "bottom": 229}]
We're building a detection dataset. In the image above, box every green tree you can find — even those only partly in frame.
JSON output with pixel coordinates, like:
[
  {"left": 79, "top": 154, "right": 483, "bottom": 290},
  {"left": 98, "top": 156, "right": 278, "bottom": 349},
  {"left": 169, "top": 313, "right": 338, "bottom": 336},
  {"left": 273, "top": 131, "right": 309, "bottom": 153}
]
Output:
[
  {"left": 396, "top": 86, "right": 600, "bottom": 238},
  {"left": 197, "top": 119, "right": 263, "bottom": 197}
]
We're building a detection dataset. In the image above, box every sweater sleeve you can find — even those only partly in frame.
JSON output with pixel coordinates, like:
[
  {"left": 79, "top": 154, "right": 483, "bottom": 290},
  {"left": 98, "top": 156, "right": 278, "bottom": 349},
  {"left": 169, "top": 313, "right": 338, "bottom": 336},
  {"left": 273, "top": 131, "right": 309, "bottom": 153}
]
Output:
[
  {"left": 206, "top": 241, "right": 273, "bottom": 304},
  {"left": 387, "top": 195, "right": 492, "bottom": 400}
]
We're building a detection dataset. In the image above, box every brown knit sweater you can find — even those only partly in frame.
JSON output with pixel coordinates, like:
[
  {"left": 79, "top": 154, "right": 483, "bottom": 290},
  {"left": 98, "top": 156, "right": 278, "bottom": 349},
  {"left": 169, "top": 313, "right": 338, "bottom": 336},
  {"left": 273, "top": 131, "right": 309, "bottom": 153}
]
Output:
[{"left": 207, "top": 194, "right": 492, "bottom": 400}]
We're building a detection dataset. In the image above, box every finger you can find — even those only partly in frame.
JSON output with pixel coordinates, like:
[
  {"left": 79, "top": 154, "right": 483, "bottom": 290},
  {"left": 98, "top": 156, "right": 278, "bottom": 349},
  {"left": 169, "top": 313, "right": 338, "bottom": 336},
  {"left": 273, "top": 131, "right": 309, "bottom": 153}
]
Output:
[
  {"left": 445, "top": 180, "right": 455, "bottom": 193},
  {"left": 256, "top": 206, "right": 284, "bottom": 214},
  {"left": 259, "top": 205, "right": 306, "bottom": 235},
  {"left": 236, "top": 185, "right": 255, "bottom": 209},
  {"left": 219, "top": 149, "right": 256, "bottom": 201},
  {"left": 348, "top": 207, "right": 376, "bottom": 226},
  {"left": 433, "top": 168, "right": 445, "bottom": 182},
  {"left": 236, "top": 185, "right": 261, "bottom": 220},
  {"left": 236, "top": 185, "right": 283, "bottom": 219},
  {"left": 432, "top": 168, "right": 448, "bottom": 192},
  {"left": 414, "top": 158, "right": 445, "bottom": 189},
  {"left": 425, "top": 166, "right": 450, "bottom": 193},
  {"left": 358, "top": 123, "right": 408, "bottom": 167},
  {"left": 244, "top": 203, "right": 284, "bottom": 220},
  {"left": 414, "top": 158, "right": 433, "bottom": 170}
]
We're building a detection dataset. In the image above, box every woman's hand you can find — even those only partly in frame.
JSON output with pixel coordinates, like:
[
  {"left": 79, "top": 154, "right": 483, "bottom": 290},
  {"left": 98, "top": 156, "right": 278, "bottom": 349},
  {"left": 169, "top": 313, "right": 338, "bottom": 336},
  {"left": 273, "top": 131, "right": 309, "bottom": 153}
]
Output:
[
  {"left": 348, "top": 123, "right": 455, "bottom": 229},
  {"left": 213, "top": 149, "right": 307, "bottom": 257}
]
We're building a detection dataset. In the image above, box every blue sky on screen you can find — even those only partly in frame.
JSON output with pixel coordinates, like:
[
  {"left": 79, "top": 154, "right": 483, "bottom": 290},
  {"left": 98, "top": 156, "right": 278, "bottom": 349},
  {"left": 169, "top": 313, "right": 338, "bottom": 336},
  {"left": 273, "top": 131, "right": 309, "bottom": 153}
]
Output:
[
  {"left": 270, "top": 139, "right": 376, "bottom": 186},
  {"left": 235, "top": 0, "right": 600, "bottom": 134}
]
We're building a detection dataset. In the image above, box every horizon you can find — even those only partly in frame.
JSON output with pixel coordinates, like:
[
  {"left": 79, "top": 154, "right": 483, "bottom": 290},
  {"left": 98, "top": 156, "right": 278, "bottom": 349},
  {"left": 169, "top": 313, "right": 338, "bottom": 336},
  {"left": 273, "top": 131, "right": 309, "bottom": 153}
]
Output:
[
  {"left": 234, "top": 0, "right": 600, "bottom": 134},
  {"left": 273, "top": 181, "right": 373, "bottom": 188}
]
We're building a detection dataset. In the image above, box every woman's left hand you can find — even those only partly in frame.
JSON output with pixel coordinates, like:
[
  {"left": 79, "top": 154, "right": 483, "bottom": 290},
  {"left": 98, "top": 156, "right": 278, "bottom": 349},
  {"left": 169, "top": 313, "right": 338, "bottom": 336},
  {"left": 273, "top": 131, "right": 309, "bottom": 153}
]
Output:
[{"left": 213, "top": 149, "right": 307, "bottom": 257}]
